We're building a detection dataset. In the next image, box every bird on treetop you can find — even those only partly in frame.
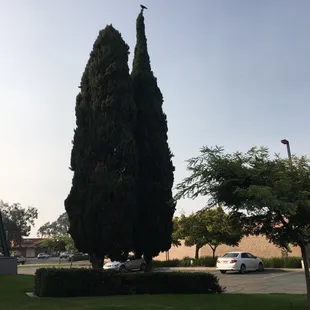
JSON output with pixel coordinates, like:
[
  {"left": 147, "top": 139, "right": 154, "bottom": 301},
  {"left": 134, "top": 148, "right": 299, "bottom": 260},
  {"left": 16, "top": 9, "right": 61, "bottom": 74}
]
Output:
[{"left": 140, "top": 4, "right": 147, "bottom": 10}]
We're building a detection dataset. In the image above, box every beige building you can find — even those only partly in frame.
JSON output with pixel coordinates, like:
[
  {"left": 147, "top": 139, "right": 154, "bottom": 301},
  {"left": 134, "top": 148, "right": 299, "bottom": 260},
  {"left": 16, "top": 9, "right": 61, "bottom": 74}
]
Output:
[
  {"left": 11, "top": 238, "right": 48, "bottom": 258},
  {"left": 155, "top": 235, "right": 301, "bottom": 261}
]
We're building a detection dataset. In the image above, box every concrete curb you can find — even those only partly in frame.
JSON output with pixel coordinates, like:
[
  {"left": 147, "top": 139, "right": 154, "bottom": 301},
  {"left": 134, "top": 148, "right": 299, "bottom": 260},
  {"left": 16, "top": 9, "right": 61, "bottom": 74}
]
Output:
[
  {"left": 18, "top": 263, "right": 91, "bottom": 268},
  {"left": 155, "top": 267, "right": 303, "bottom": 272},
  {"left": 25, "top": 292, "right": 39, "bottom": 298}
]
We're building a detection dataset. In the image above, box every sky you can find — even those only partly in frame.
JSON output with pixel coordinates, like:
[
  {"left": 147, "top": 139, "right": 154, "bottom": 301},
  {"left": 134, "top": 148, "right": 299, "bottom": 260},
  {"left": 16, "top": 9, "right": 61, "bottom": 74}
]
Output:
[{"left": 0, "top": 0, "right": 310, "bottom": 237}]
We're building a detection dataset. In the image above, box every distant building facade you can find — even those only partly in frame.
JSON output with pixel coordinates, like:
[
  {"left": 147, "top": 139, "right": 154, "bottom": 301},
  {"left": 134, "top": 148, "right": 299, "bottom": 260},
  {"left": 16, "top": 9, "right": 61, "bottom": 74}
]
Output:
[
  {"left": 155, "top": 235, "right": 301, "bottom": 261},
  {"left": 11, "top": 238, "right": 48, "bottom": 258}
]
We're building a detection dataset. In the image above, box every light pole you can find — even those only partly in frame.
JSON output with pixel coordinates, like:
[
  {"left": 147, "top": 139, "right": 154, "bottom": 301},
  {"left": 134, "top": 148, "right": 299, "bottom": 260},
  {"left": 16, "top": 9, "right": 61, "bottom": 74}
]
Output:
[
  {"left": 280, "top": 139, "right": 293, "bottom": 259},
  {"left": 281, "top": 139, "right": 292, "bottom": 161}
]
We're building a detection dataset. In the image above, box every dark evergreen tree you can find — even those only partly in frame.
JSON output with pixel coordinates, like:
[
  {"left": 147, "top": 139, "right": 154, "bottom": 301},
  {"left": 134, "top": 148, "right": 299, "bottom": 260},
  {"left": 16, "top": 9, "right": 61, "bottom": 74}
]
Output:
[
  {"left": 65, "top": 25, "right": 138, "bottom": 268},
  {"left": 131, "top": 10, "right": 175, "bottom": 271}
]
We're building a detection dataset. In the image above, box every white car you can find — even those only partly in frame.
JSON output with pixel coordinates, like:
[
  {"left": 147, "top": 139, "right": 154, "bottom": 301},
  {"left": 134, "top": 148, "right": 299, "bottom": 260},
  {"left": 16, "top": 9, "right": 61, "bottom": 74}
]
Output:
[
  {"left": 60, "top": 252, "right": 71, "bottom": 259},
  {"left": 103, "top": 255, "right": 146, "bottom": 272},
  {"left": 216, "top": 251, "right": 264, "bottom": 274},
  {"left": 37, "top": 253, "right": 50, "bottom": 259},
  {"left": 12, "top": 254, "right": 26, "bottom": 264}
]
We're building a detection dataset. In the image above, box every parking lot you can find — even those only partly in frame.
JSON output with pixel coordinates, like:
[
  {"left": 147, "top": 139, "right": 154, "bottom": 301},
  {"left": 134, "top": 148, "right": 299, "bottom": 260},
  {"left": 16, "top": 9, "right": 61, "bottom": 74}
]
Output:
[
  {"left": 18, "top": 264, "right": 306, "bottom": 294},
  {"left": 160, "top": 267, "right": 306, "bottom": 294},
  {"left": 215, "top": 269, "right": 306, "bottom": 294},
  {"left": 22, "top": 257, "right": 65, "bottom": 265}
]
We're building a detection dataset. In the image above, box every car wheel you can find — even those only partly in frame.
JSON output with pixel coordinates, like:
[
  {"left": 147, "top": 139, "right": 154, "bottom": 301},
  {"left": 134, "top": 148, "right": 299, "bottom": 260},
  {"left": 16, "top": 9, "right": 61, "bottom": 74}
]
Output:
[
  {"left": 239, "top": 264, "right": 246, "bottom": 274},
  {"left": 258, "top": 262, "right": 264, "bottom": 272},
  {"left": 140, "top": 263, "right": 146, "bottom": 271},
  {"left": 220, "top": 270, "right": 227, "bottom": 274},
  {"left": 119, "top": 265, "right": 126, "bottom": 272}
]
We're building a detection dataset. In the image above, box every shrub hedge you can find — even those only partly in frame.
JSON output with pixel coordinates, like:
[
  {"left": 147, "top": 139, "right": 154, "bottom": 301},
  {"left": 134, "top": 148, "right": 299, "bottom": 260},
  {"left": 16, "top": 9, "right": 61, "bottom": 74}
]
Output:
[
  {"left": 261, "top": 257, "right": 302, "bottom": 268},
  {"left": 34, "top": 268, "right": 224, "bottom": 297},
  {"left": 152, "top": 256, "right": 302, "bottom": 269},
  {"left": 152, "top": 256, "right": 217, "bottom": 268}
]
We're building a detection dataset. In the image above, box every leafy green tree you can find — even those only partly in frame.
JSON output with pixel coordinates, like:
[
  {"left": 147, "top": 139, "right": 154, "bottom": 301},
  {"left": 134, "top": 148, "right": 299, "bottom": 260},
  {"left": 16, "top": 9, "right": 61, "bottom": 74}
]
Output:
[
  {"left": 199, "top": 206, "right": 243, "bottom": 258},
  {"left": 177, "top": 212, "right": 207, "bottom": 259},
  {"left": 0, "top": 200, "right": 38, "bottom": 246},
  {"left": 38, "top": 212, "right": 76, "bottom": 254},
  {"left": 65, "top": 25, "right": 138, "bottom": 269},
  {"left": 63, "top": 235, "right": 78, "bottom": 253},
  {"left": 171, "top": 218, "right": 182, "bottom": 247},
  {"left": 37, "top": 212, "right": 69, "bottom": 237},
  {"left": 40, "top": 237, "right": 66, "bottom": 254},
  {"left": 176, "top": 146, "right": 310, "bottom": 309},
  {"left": 131, "top": 9, "right": 175, "bottom": 271},
  {"left": 176, "top": 207, "right": 242, "bottom": 259},
  {"left": 52, "top": 212, "right": 69, "bottom": 235},
  {"left": 37, "top": 222, "right": 52, "bottom": 238}
]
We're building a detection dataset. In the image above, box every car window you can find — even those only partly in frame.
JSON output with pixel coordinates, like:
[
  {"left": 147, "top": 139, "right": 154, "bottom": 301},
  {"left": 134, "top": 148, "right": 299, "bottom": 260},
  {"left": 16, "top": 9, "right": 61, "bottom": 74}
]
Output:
[
  {"left": 247, "top": 253, "right": 255, "bottom": 259},
  {"left": 223, "top": 253, "right": 239, "bottom": 258},
  {"left": 241, "top": 253, "right": 249, "bottom": 258}
]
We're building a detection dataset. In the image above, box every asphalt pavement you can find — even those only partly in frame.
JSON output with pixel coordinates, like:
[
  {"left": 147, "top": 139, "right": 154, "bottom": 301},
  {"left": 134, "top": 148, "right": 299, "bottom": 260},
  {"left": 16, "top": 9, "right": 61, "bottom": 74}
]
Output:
[
  {"left": 212, "top": 268, "right": 306, "bottom": 294},
  {"left": 24, "top": 257, "right": 65, "bottom": 265}
]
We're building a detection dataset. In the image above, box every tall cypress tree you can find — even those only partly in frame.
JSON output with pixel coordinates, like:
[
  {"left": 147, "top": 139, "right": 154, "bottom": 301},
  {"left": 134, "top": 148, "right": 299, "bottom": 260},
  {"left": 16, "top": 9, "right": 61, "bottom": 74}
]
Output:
[
  {"left": 131, "top": 10, "right": 175, "bottom": 270},
  {"left": 65, "top": 25, "right": 138, "bottom": 268}
]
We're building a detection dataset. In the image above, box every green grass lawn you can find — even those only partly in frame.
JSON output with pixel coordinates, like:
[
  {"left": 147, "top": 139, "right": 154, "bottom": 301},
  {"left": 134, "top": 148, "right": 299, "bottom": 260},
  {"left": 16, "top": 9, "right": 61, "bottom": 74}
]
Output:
[{"left": 0, "top": 275, "right": 307, "bottom": 310}]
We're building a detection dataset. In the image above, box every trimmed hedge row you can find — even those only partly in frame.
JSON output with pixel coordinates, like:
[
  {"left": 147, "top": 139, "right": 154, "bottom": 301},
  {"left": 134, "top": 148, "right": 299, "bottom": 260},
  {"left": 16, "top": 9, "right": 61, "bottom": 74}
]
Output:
[
  {"left": 152, "top": 256, "right": 302, "bottom": 269},
  {"left": 262, "top": 257, "right": 302, "bottom": 268},
  {"left": 152, "top": 256, "right": 217, "bottom": 268},
  {"left": 34, "top": 268, "right": 224, "bottom": 297}
]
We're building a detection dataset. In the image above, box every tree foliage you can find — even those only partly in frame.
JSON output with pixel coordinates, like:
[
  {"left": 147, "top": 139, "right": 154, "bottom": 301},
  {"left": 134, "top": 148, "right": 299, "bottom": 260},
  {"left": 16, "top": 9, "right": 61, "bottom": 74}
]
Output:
[
  {"left": 0, "top": 200, "right": 38, "bottom": 245},
  {"left": 38, "top": 212, "right": 77, "bottom": 253},
  {"left": 176, "top": 146, "right": 310, "bottom": 249},
  {"left": 171, "top": 218, "right": 182, "bottom": 247},
  {"left": 65, "top": 25, "right": 138, "bottom": 268},
  {"left": 176, "top": 146, "right": 310, "bottom": 308},
  {"left": 63, "top": 235, "right": 78, "bottom": 253},
  {"left": 40, "top": 237, "right": 67, "bottom": 254},
  {"left": 131, "top": 10, "right": 175, "bottom": 268},
  {"left": 37, "top": 212, "right": 69, "bottom": 237},
  {"left": 176, "top": 206, "right": 243, "bottom": 258}
]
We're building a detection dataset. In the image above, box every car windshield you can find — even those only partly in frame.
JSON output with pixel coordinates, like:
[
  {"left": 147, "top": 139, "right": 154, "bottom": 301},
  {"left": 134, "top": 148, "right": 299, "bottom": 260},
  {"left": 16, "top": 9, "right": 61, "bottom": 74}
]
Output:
[{"left": 222, "top": 253, "right": 239, "bottom": 258}]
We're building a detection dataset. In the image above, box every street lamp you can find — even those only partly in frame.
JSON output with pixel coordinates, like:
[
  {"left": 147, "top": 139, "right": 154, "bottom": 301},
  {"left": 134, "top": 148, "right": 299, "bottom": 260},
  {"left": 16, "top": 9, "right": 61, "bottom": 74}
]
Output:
[
  {"left": 281, "top": 139, "right": 292, "bottom": 161},
  {"left": 280, "top": 139, "right": 292, "bottom": 259}
]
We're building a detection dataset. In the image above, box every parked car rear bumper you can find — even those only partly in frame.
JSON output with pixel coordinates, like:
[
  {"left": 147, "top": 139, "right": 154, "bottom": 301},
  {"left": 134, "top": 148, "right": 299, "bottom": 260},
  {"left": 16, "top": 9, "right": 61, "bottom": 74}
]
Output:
[
  {"left": 216, "top": 263, "right": 240, "bottom": 271},
  {"left": 103, "top": 266, "right": 119, "bottom": 270}
]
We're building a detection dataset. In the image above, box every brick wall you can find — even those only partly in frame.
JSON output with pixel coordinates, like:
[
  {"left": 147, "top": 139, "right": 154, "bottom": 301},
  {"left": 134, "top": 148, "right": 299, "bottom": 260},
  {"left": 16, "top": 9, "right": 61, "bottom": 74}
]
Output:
[{"left": 155, "top": 235, "right": 301, "bottom": 261}]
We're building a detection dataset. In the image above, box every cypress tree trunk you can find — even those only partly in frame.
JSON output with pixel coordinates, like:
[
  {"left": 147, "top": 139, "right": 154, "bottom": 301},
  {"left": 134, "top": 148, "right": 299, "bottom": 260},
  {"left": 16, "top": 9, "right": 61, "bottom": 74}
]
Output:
[
  {"left": 144, "top": 254, "right": 153, "bottom": 273},
  {"left": 90, "top": 253, "right": 104, "bottom": 269}
]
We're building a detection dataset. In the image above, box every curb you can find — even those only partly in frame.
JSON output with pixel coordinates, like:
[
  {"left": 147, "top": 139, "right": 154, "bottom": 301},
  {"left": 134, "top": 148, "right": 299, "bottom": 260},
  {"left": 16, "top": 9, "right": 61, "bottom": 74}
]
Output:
[{"left": 155, "top": 267, "right": 302, "bottom": 272}]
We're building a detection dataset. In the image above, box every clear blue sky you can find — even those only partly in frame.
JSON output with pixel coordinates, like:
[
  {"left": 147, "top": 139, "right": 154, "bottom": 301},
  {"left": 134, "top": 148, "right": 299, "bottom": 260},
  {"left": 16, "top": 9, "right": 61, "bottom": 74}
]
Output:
[{"left": 1, "top": 0, "right": 309, "bottom": 236}]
